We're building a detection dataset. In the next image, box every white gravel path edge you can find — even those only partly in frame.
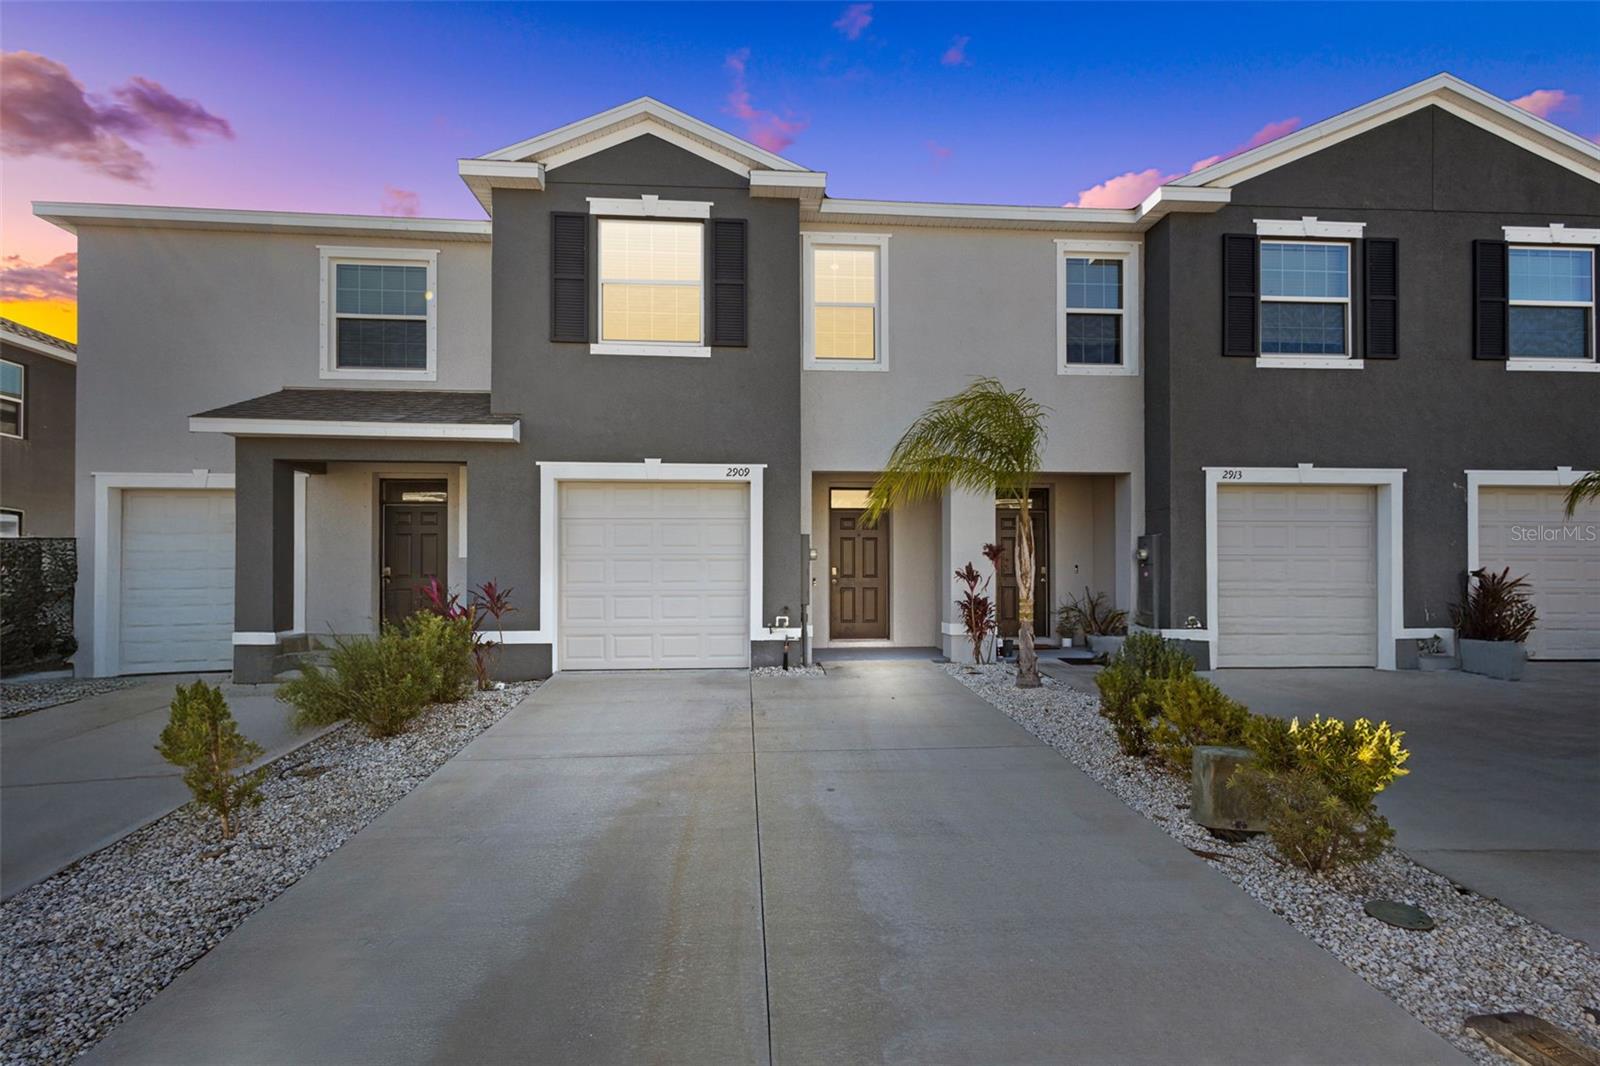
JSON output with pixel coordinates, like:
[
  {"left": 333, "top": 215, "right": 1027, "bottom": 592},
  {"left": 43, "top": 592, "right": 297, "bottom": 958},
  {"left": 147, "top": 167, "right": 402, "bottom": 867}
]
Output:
[{"left": 945, "top": 663, "right": 1599, "bottom": 1066}]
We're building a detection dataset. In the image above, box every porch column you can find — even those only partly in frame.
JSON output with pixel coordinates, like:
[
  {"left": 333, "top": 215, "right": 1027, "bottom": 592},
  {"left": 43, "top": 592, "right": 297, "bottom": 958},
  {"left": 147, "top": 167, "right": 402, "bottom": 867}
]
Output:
[
  {"left": 940, "top": 486, "right": 995, "bottom": 662},
  {"left": 233, "top": 449, "right": 297, "bottom": 683}
]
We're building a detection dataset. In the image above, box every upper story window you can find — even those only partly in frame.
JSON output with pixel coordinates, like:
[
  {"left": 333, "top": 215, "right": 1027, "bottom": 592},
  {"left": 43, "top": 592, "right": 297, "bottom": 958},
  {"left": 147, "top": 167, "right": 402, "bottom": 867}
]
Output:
[
  {"left": 0, "top": 359, "right": 22, "bottom": 438},
  {"left": 318, "top": 246, "right": 438, "bottom": 381},
  {"left": 1056, "top": 239, "right": 1140, "bottom": 376},
  {"left": 1509, "top": 246, "right": 1594, "bottom": 361},
  {"left": 598, "top": 219, "right": 704, "bottom": 349},
  {"left": 1259, "top": 241, "right": 1350, "bottom": 356},
  {"left": 0, "top": 509, "right": 20, "bottom": 538},
  {"left": 804, "top": 233, "right": 888, "bottom": 371}
]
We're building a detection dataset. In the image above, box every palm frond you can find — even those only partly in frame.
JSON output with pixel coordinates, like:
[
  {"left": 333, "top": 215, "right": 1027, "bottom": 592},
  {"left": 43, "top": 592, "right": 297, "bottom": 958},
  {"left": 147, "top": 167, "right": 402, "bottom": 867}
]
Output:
[
  {"left": 1565, "top": 471, "right": 1600, "bottom": 517},
  {"left": 864, "top": 378, "right": 1048, "bottom": 522}
]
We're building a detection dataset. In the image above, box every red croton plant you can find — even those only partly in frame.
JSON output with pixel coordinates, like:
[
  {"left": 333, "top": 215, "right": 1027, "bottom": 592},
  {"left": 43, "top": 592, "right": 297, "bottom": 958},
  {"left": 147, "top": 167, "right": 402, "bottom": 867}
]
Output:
[{"left": 421, "top": 578, "right": 516, "bottom": 689}]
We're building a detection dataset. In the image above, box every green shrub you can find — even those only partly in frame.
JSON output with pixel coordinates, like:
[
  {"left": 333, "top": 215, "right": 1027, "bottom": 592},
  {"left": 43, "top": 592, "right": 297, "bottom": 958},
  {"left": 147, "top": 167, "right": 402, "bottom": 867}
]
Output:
[
  {"left": 279, "top": 627, "right": 431, "bottom": 738},
  {"left": 403, "top": 612, "right": 476, "bottom": 704},
  {"left": 1451, "top": 566, "right": 1537, "bottom": 643},
  {"left": 1094, "top": 633, "right": 1196, "bottom": 757},
  {"left": 1147, "top": 675, "right": 1250, "bottom": 774},
  {"left": 1232, "top": 714, "right": 1410, "bottom": 873},
  {"left": 1229, "top": 765, "right": 1394, "bottom": 873},
  {"left": 156, "top": 680, "right": 266, "bottom": 839}
]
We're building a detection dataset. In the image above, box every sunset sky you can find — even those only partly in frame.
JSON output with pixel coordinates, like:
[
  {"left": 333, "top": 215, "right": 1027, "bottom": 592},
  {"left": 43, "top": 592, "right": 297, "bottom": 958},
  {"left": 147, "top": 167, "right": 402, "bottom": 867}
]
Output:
[{"left": 3, "top": 1, "right": 1596, "bottom": 342}]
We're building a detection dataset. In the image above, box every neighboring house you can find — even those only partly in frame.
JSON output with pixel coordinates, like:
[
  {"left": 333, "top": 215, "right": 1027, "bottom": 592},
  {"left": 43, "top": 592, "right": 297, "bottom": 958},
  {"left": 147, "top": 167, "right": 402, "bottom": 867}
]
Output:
[
  {"left": 35, "top": 73, "right": 1599, "bottom": 680},
  {"left": 0, "top": 317, "right": 76, "bottom": 538}
]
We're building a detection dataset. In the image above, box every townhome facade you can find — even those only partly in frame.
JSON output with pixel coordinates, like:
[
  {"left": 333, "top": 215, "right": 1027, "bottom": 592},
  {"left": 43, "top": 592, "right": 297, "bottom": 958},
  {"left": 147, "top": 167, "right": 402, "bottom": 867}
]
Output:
[
  {"left": 0, "top": 318, "right": 76, "bottom": 538},
  {"left": 40, "top": 74, "right": 1599, "bottom": 681}
]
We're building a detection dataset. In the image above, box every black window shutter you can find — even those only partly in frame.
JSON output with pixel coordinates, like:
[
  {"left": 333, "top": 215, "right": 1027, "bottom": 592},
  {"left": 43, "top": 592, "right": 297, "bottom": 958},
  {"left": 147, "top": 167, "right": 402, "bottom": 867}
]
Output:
[
  {"left": 1222, "top": 234, "right": 1259, "bottom": 357},
  {"left": 1364, "top": 238, "right": 1399, "bottom": 359},
  {"left": 550, "top": 212, "right": 588, "bottom": 343},
  {"left": 708, "top": 218, "right": 748, "bottom": 347},
  {"left": 1472, "top": 239, "right": 1508, "bottom": 360}
]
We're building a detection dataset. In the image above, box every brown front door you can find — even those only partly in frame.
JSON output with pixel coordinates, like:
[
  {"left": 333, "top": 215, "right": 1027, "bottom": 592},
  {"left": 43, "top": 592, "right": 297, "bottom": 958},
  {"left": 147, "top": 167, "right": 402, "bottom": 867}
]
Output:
[
  {"left": 830, "top": 507, "right": 889, "bottom": 639},
  {"left": 381, "top": 481, "right": 448, "bottom": 623},
  {"left": 996, "top": 488, "right": 1049, "bottom": 639}
]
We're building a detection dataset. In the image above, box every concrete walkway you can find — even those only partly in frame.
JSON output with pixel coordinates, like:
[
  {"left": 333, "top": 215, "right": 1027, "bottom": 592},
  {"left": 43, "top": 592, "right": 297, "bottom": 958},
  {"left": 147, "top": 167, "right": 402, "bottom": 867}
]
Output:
[
  {"left": 1, "top": 675, "right": 315, "bottom": 898},
  {"left": 1209, "top": 662, "right": 1600, "bottom": 947},
  {"left": 85, "top": 664, "right": 1463, "bottom": 1065}
]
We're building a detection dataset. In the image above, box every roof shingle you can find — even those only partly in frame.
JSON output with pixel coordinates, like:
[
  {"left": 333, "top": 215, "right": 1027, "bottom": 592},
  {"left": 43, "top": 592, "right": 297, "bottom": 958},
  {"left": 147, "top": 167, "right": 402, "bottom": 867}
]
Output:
[{"left": 193, "top": 389, "right": 518, "bottom": 424}]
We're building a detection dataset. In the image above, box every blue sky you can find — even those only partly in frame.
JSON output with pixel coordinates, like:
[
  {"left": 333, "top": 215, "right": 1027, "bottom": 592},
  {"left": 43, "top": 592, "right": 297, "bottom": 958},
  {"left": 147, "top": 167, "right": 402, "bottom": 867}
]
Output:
[{"left": 3, "top": 2, "right": 1596, "bottom": 338}]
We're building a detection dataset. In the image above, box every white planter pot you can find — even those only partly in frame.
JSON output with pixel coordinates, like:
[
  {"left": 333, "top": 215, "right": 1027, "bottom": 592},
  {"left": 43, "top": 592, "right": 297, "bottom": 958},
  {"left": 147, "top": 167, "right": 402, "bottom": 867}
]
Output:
[{"left": 1458, "top": 638, "right": 1526, "bottom": 681}]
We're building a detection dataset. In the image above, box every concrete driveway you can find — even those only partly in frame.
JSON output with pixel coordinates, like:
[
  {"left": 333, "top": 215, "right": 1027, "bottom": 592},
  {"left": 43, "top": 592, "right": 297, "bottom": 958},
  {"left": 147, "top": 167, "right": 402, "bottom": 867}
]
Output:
[
  {"left": 84, "top": 664, "right": 1463, "bottom": 1065},
  {"left": 1208, "top": 662, "right": 1600, "bottom": 948},
  {"left": 1, "top": 675, "right": 316, "bottom": 898}
]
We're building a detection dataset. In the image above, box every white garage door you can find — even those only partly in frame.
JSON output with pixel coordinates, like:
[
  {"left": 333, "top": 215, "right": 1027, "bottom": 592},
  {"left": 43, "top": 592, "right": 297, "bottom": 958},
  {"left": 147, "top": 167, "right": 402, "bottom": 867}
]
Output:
[
  {"left": 1217, "top": 485, "right": 1378, "bottom": 667},
  {"left": 558, "top": 481, "right": 750, "bottom": 669},
  {"left": 119, "top": 490, "right": 235, "bottom": 674},
  {"left": 1477, "top": 487, "right": 1600, "bottom": 660}
]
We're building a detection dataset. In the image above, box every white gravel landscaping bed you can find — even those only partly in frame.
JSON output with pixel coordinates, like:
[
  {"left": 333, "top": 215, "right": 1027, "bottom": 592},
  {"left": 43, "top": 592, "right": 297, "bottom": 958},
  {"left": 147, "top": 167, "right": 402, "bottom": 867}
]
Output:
[
  {"left": 945, "top": 663, "right": 1600, "bottom": 1066},
  {"left": 0, "top": 681, "right": 538, "bottom": 1066},
  {"left": 752, "top": 664, "right": 826, "bottom": 678},
  {"left": 1, "top": 678, "right": 142, "bottom": 718}
]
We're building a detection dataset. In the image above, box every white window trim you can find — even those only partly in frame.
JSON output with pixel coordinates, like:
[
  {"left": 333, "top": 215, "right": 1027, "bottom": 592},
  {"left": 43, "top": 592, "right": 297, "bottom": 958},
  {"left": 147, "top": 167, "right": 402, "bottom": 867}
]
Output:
[
  {"left": 1258, "top": 238, "right": 1354, "bottom": 360},
  {"left": 586, "top": 195, "right": 713, "bottom": 219},
  {"left": 1256, "top": 356, "right": 1366, "bottom": 371},
  {"left": 0, "top": 358, "right": 23, "bottom": 438},
  {"left": 592, "top": 217, "right": 707, "bottom": 358},
  {"left": 1197, "top": 464, "right": 1450, "bottom": 672},
  {"left": 90, "top": 470, "right": 237, "bottom": 678},
  {"left": 1255, "top": 216, "right": 1366, "bottom": 239},
  {"left": 517, "top": 460, "right": 794, "bottom": 668},
  {"left": 1056, "top": 239, "right": 1140, "bottom": 377},
  {"left": 1504, "top": 244, "right": 1596, "bottom": 370},
  {"left": 1502, "top": 223, "right": 1600, "bottom": 245},
  {"left": 803, "top": 232, "right": 890, "bottom": 372},
  {"left": 318, "top": 245, "right": 439, "bottom": 382},
  {"left": 0, "top": 507, "right": 22, "bottom": 537}
]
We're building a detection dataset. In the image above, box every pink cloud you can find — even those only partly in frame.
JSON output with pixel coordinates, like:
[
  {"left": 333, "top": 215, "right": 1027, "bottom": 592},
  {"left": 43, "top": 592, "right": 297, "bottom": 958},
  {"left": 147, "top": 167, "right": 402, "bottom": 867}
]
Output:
[
  {"left": 1065, "top": 116, "right": 1302, "bottom": 208},
  {"left": 832, "top": 3, "right": 872, "bottom": 40},
  {"left": 723, "top": 49, "right": 808, "bottom": 154},
  {"left": 380, "top": 185, "right": 422, "bottom": 217},
  {"left": 1511, "top": 89, "right": 1577, "bottom": 119},
  {"left": 0, "top": 252, "right": 78, "bottom": 302},
  {"left": 941, "top": 35, "right": 971, "bottom": 67},
  {"left": 925, "top": 140, "right": 953, "bottom": 161},
  {"left": 0, "top": 51, "right": 232, "bottom": 183}
]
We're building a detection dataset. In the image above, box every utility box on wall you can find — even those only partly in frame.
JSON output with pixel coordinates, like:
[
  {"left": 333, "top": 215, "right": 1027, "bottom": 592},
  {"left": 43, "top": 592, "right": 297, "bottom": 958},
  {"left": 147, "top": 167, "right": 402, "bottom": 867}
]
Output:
[{"left": 1135, "top": 533, "right": 1161, "bottom": 629}]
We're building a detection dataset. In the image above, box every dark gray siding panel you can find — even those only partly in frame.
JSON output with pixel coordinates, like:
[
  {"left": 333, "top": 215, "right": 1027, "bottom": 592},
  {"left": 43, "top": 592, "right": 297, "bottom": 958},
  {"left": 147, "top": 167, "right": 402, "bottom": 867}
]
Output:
[
  {"left": 1146, "top": 106, "right": 1600, "bottom": 635},
  {"left": 0, "top": 341, "right": 75, "bottom": 537}
]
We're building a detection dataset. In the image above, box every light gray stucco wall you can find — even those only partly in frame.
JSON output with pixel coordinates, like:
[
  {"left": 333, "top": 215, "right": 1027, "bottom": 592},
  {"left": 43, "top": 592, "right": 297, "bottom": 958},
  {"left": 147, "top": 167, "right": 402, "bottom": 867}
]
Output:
[
  {"left": 71, "top": 224, "right": 490, "bottom": 675},
  {"left": 0, "top": 340, "right": 75, "bottom": 537}
]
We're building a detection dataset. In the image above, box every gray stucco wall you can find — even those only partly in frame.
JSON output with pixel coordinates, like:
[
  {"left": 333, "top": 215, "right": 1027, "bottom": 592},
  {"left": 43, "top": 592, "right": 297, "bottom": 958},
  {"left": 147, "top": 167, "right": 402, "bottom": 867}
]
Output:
[
  {"left": 1145, "top": 106, "right": 1600, "bottom": 633},
  {"left": 71, "top": 225, "right": 490, "bottom": 675},
  {"left": 491, "top": 134, "right": 804, "bottom": 661},
  {"left": 0, "top": 340, "right": 75, "bottom": 536}
]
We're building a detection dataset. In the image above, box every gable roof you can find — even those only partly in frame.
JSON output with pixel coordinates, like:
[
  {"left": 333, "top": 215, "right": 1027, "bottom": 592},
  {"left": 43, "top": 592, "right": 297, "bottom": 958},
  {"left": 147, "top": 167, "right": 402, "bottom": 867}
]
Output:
[
  {"left": 1174, "top": 73, "right": 1600, "bottom": 190},
  {"left": 0, "top": 316, "right": 77, "bottom": 365}
]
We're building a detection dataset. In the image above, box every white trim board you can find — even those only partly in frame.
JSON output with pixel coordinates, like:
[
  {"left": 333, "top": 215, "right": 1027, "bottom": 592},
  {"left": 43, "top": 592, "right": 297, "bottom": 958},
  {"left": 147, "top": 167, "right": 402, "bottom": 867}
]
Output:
[
  {"left": 90, "top": 470, "right": 236, "bottom": 678},
  {"left": 802, "top": 232, "right": 891, "bottom": 372},
  {"left": 1503, "top": 223, "right": 1600, "bottom": 245},
  {"left": 587, "top": 195, "right": 712, "bottom": 219},
  {"left": 1199, "top": 464, "right": 1441, "bottom": 671},
  {"left": 317, "top": 245, "right": 439, "bottom": 383},
  {"left": 1055, "top": 238, "right": 1141, "bottom": 377},
  {"left": 531, "top": 460, "right": 798, "bottom": 668},
  {"left": 35, "top": 201, "right": 491, "bottom": 241},
  {"left": 1255, "top": 216, "right": 1366, "bottom": 239},
  {"left": 188, "top": 417, "right": 520, "bottom": 442}
]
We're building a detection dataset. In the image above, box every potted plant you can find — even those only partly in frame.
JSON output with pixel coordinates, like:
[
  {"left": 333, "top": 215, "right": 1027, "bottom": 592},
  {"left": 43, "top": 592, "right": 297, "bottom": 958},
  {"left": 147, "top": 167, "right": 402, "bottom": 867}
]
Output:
[
  {"left": 1057, "top": 587, "right": 1128, "bottom": 657},
  {"left": 1451, "top": 567, "right": 1537, "bottom": 680}
]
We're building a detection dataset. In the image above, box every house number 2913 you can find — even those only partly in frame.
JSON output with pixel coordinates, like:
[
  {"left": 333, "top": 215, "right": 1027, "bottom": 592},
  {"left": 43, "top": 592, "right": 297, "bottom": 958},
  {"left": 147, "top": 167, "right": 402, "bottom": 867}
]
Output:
[
  {"left": 1221, "top": 469, "right": 1244, "bottom": 480},
  {"left": 726, "top": 467, "right": 751, "bottom": 478}
]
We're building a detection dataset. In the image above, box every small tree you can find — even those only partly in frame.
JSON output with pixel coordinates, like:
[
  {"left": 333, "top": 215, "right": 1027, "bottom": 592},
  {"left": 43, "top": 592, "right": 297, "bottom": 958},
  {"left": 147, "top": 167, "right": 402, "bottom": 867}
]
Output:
[
  {"left": 953, "top": 562, "right": 996, "bottom": 664},
  {"left": 156, "top": 680, "right": 266, "bottom": 839},
  {"left": 866, "top": 379, "right": 1049, "bottom": 688}
]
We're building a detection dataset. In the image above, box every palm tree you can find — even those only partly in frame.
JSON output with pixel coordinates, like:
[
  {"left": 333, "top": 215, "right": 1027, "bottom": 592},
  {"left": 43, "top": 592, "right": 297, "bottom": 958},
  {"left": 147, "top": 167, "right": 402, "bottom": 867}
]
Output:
[
  {"left": 1565, "top": 471, "right": 1600, "bottom": 517},
  {"left": 864, "top": 378, "right": 1048, "bottom": 688}
]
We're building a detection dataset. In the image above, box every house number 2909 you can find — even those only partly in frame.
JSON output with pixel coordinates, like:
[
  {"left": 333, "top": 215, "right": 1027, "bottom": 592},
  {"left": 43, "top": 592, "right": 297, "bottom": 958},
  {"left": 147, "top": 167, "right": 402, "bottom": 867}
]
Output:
[
  {"left": 1221, "top": 469, "right": 1244, "bottom": 480},
  {"left": 726, "top": 467, "right": 751, "bottom": 478}
]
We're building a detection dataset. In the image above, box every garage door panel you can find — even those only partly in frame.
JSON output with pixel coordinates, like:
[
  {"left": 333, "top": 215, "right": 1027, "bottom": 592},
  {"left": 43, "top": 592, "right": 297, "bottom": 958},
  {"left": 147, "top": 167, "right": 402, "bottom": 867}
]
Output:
[
  {"left": 119, "top": 490, "right": 234, "bottom": 674},
  {"left": 559, "top": 481, "right": 750, "bottom": 670},
  {"left": 1218, "top": 485, "right": 1377, "bottom": 668},
  {"left": 1477, "top": 487, "right": 1599, "bottom": 659}
]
